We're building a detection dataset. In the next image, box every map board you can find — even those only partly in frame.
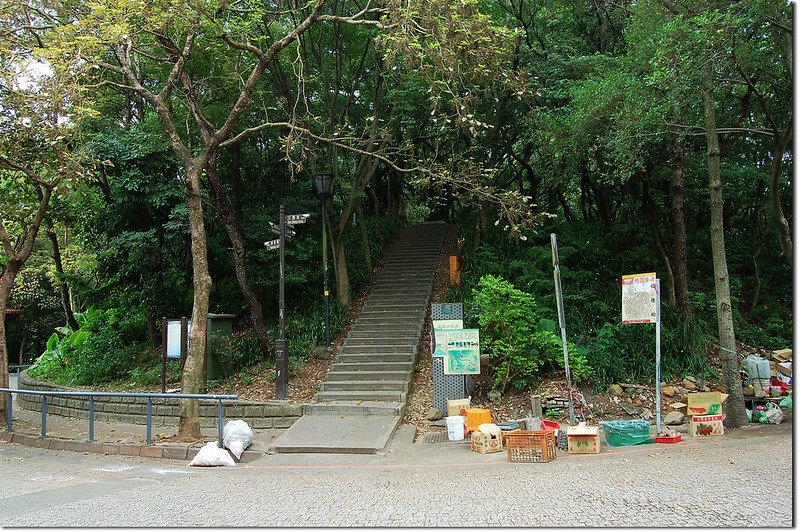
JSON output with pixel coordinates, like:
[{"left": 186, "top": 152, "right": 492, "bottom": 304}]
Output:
[
  {"left": 442, "top": 329, "right": 480, "bottom": 375},
  {"left": 166, "top": 320, "right": 191, "bottom": 359},
  {"left": 622, "top": 272, "right": 657, "bottom": 324},
  {"left": 432, "top": 319, "right": 464, "bottom": 357}
]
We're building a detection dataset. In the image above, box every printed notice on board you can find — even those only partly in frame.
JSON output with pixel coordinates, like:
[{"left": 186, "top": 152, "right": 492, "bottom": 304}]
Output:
[{"left": 621, "top": 273, "right": 657, "bottom": 324}]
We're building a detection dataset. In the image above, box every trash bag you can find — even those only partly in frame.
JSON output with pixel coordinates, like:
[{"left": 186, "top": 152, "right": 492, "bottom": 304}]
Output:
[
  {"left": 765, "top": 403, "right": 784, "bottom": 425},
  {"left": 189, "top": 442, "right": 236, "bottom": 467},
  {"left": 222, "top": 419, "right": 253, "bottom": 460},
  {"left": 779, "top": 395, "right": 792, "bottom": 410}
]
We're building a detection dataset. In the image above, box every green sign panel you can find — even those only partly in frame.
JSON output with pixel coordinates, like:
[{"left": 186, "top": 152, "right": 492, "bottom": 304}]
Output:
[{"left": 443, "top": 329, "right": 480, "bottom": 375}]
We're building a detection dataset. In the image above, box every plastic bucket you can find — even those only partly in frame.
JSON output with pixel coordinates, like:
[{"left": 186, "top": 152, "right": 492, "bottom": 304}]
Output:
[
  {"left": 445, "top": 416, "right": 465, "bottom": 441},
  {"left": 541, "top": 419, "right": 561, "bottom": 435}
]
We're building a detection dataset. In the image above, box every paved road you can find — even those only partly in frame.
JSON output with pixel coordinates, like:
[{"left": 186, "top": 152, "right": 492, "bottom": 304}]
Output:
[{"left": 0, "top": 424, "right": 792, "bottom": 527}]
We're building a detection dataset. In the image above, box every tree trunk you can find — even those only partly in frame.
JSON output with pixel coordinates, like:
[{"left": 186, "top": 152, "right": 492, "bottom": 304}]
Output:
[
  {"left": 355, "top": 197, "right": 373, "bottom": 273},
  {"left": 46, "top": 225, "right": 79, "bottom": 331},
  {"left": 333, "top": 236, "right": 351, "bottom": 306},
  {"left": 0, "top": 265, "right": 18, "bottom": 427},
  {"left": 702, "top": 62, "right": 748, "bottom": 429},
  {"left": 768, "top": 126, "right": 792, "bottom": 265},
  {"left": 670, "top": 127, "right": 693, "bottom": 318},
  {"left": 642, "top": 184, "right": 676, "bottom": 306},
  {"left": 178, "top": 166, "right": 212, "bottom": 441},
  {"left": 206, "top": 158, "right": 272, "bottom": 360}
]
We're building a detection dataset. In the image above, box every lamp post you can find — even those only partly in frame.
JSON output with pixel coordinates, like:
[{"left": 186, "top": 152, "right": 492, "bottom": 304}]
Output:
[{"left": 313, "top": 173, "right": 334, "bottom": 347}]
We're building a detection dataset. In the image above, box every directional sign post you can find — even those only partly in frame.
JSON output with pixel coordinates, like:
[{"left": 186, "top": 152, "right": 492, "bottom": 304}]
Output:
[
  {"left": 264, "top": 206, "right": 310, "bottom": 400},
  {"left": 551, "top": 234, "right": 576, "bottom": 425}
]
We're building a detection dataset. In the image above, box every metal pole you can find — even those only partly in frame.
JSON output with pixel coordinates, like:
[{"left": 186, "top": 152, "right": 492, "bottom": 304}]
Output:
[
  {"left": 146, "top": 398, "right": 152, "bottom": 445},
  {"left": 6, "top": 391, "right": 12, "bottom": 432},
  {"left": 217, "top": 399, "right": 223, "bottom": 448},
  {"left": 655, "top": 278, "right": 662, "bottom": 433},
  {"left": 88, "top": 396, "right": 94, "bottom": 442},
  {"left": 276, "top": 204, "right": 289, "bottom": 399},
  {"left": 321, "top": 194, "right": 330, "bottom": 348},
  {"left": 41, "top": 395, "right": 47, "bottom": 439},
  {"left": 161, "top": 317, "right": 167, "bottom": 393},
  {"left": 551, "top": 234, "right": 576, "bottom": 425}
]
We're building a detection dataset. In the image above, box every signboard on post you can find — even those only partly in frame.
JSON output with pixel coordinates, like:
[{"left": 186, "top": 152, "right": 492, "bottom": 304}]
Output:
[
  {"left": 621, "top": 272, "right": 662, "bottom": 432},
  {"left": 442, "top": 329, "right": 480, "bottom": 375},
  {"left": 622, "top": 272, "right": 657, "bottom": 324},
  {"left": 432, "top": 319, "right": 464, "bottom": 358}
]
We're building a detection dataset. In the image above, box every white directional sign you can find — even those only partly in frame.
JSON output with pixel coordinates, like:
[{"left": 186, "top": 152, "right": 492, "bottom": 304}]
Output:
[
  {"left": 286, "top": 214, "right": 311, "bottom": 225},
  {"left": 264, "top": 239, "right": 281, "bottom": 251},
  {"left": 269, "top": 223, "right": 295, "bottom": 237}
]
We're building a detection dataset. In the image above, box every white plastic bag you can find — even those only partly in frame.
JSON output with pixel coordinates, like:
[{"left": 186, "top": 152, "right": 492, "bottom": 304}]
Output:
[
  {"left": 765, "top": 402, "right": 784, "bottom": 425},
  {"left": 222, "top": 419, "right": 253, "bottom": 460},
  {"left": 188, "top": 442, "right": 236, "bottom": 467}
]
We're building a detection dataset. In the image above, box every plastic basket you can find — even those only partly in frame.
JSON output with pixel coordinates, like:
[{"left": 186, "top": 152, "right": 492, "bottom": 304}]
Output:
[
  {"left": 602, "top": 419, "right": 651, "bottom": 446},
  {"left": 504, "top": 430, "right": 557, "bottom": 463}
]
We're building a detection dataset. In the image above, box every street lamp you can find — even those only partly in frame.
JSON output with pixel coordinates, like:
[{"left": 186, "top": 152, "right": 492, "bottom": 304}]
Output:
[{"left": 313, "top": 173, "right": 334, "bottom": 347}]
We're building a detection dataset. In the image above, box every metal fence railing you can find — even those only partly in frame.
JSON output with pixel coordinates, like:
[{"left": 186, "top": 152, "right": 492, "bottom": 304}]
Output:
[{"left": 0, "top": 388, "right": 238, "bottom": 447}]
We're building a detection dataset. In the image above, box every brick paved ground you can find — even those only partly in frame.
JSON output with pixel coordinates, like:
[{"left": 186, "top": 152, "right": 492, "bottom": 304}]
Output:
[{"left": 0, "top": 423, "right": 792, "bottom": 527}]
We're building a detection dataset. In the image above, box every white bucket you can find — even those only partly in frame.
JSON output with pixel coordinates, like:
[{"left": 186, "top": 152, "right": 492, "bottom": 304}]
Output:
[{"left": 445, "top": 415, "right": 465, "bottom": 441}]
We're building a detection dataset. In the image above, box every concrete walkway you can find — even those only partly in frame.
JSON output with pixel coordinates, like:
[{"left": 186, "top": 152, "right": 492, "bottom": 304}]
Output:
[{"left": 271, "top": 222, "right": 447, "bottom": 454}]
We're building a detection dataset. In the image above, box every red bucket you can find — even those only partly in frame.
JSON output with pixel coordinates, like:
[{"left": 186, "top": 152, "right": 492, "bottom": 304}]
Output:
[{"left": 541, "top": 420, "right": 561, "bottom": 434}]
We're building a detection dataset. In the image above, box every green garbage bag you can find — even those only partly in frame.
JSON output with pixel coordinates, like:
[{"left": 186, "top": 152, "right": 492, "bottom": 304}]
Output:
[{"left": 779, "top": 395, "right": 792, "bottom": 410}]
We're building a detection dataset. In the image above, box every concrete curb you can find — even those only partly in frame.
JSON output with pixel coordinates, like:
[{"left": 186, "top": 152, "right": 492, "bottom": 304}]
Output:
[{"left": 0, "top": 430, "right": 263, "bottom": 463}]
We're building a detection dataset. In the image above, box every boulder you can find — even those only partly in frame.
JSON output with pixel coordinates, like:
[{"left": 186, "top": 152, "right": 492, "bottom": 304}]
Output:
[
  {"left": 664, "top": 411, "right": 685, "bottom": 426},
  {"left": 312, "top": 347, "right": 332, "bottom": 360},
  {"left": 608, "top": 384, "right": 624, "bottom": 396},
  {"left": 686, "top": 375, "right": 697, "bottom": 383},
  {"left": 426, "top": 408, "right": 444, "bottom": 421},
  {"left": 662, "top": 386, "right": 676, "bottom": 397},
  {"left": 682, "top": 379, "right": 697, "bottom": 391},
  {"left": 488, "top": 389, "right": 502, "bottom": 405}
]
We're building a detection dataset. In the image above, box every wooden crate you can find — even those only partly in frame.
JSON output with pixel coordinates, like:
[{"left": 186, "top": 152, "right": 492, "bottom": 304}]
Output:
[{"left": 505, "top": 430, "right": 557, "bottom": 463}]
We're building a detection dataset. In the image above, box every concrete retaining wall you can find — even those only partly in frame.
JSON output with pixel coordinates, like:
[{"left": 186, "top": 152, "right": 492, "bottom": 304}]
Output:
[{"left": 16, "top": 371, "right": 303, "bottom": 430}]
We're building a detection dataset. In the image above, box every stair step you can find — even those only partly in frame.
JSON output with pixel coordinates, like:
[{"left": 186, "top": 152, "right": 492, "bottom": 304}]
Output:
[
  {"left": 331, "top": 361, "right": 414, "bottom": 372},
  {"left": 359, "top": 309, "right": 426, "bottom": 318},
  {"left": 315, "top": 390, "right": 407, "bottom": 402},
  {"left": 303, "top": 401, "right": 403, "bottom": 416},
  {"left": 338, "top": 345, "right": 416, "bottom": 355},
  {"left": 325, "top": 370, "right": 412, "bottom": 381},
  {"left": 335, "top": 353, "right": 416, "bottom": 364},
  {"left": 345, "top": 330, "right": 421, "bottom": 339},
  {"left": 343, "top": 337, "right": 420, "bottom": 347},
  {"left": 320, "top": 380, "right": 409, "bottom": 392}
]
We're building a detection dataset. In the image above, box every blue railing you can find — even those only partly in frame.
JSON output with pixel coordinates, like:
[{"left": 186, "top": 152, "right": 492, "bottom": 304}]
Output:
[{"left": 1, "top": 388, "right": 238, "bottom": 447}]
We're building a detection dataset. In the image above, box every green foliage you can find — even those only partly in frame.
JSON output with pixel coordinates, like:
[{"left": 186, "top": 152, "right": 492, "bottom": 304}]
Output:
[{"left": 471, "top": 274, "right": 584, "bottom": 392}]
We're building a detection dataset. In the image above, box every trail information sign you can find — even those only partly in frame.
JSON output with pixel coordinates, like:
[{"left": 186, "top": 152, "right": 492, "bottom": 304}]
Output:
[
  {"left": 442, "top": 329, "right": 480, "bottom": 375},
  {"left": 621, "top": 272, "right": 657, "bottom": 324}
]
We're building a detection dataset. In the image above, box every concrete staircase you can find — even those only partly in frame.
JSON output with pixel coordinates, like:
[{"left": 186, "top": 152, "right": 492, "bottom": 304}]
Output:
[{"left": 270, "top": 223, "right": 446, "bottom": 453}]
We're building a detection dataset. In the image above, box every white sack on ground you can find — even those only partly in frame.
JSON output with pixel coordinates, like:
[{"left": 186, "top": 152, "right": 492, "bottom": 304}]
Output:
[
  {"left": 222, "top": 419, "right": 253, "bottom": 460},
  {"left": 188, "top": 442, "right": 237, "bottom": 467}
]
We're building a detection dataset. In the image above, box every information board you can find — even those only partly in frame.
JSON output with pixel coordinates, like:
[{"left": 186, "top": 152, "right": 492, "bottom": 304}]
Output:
[
  {"left": 443, "top": 329, "right": 480, "bottom": 375},
  {"left": 432, "top": 319, "right": 464, "bottom": 357},
  {"left": 165, "top": 320, "right": 191, "bottom": 359},
  {"left": 621, "top": 272, "right": 657, "bottom": 324}
]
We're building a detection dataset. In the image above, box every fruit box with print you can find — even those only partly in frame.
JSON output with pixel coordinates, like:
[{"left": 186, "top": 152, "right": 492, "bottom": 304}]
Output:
[
  {"left": 687, "top": 392, "right": 728, "bottom": 437},
  {"left": 470, "top": 431, "right": 503, "bottom": 454},
  {"left": 566, "top": 423, "right": 600, "bottom": 454}
]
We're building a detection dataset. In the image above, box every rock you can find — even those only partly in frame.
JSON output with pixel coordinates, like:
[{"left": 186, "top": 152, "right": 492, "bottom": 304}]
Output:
[
  {"left": 609, "top": 384, "right": 624, "bottom": 396},
  {"left": 312, "top": 347, "right": 332, "bottom": 360},
  {"left": 702, "top": 386, "right": 710, "bottom": 392},
  {"left": 633, "top": 397, "right": 643, "bottom": 407},
  {"left": 488, "top": 389, "right": 502, "bottom": 405},
  {"left": 686, "top": 375, "right": 697, "bottom": 383},
  {"left": 642, "top": 409, "right": 654, "bottom": 420},
  {"left": 662, "top": 386, "right": 676, "bottom": 397},
  {"left": 671, "top": 423, "right": 689, "bottom": 434},
  {"left": 427, "top": 408, "right": 444, "bottom": 421},
  {"left": 664, "top": 411, "right": 685, "bottom": 426},
  {"left": 682, "top": 379, "right": 697, "bottom": 390}
]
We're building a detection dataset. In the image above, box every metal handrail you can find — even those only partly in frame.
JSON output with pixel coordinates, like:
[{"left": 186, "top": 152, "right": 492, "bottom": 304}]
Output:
[{"left": 0, "top": 388, "right": 238, "bottom": 447}]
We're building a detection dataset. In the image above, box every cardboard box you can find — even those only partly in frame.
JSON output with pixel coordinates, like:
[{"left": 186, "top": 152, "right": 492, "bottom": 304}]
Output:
[
  {"left": 470, "top": 431, "right": 503, "bottom": 454},
  {"left": 772, "top": 349, "right": 792, "bottom": 362},
  {"left": 769, "top": 360, "right": 777, "bottom": 377},
  {"left": 567, "top": 423, "right": 600, "bottom": 454},
  {"left": 689, "top": 414, "right": 724, "bottom": 437},
  {"left": 777, "top": 362, "right": 792, "bottom": 377},
  {"left": 447, "top": 398, "right": 471, "bottom": 417},
  {"left": 686, "top": 392, "right": 729, "bottom": 416}
]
